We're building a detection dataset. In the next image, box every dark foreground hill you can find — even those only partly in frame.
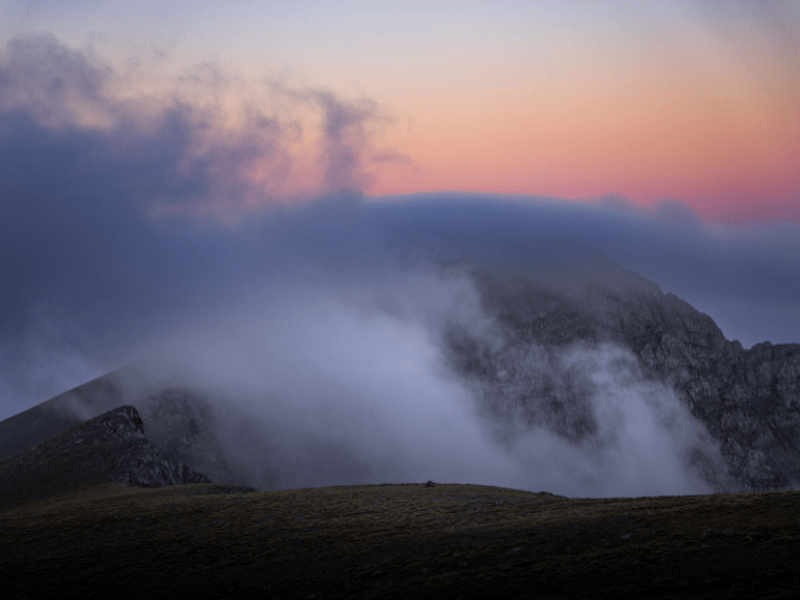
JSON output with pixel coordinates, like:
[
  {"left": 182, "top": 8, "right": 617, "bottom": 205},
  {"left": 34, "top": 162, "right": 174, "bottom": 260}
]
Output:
[{"left": 1, "top": 480, "right": 799, "bottom": 599}]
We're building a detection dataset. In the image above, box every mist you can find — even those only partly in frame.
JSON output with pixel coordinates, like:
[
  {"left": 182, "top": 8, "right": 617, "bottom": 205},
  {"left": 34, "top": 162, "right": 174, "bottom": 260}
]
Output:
[
  {"left": 2, "top": 35, "right": 799, "bottom": 497},
  {"left": 105, "top": 253, "right": 721, "bottom": 498}
]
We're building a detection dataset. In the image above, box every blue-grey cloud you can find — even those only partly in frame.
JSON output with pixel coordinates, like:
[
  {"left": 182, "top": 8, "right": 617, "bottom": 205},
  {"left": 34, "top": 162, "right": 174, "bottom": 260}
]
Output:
[
  {"left": 0, "top": 34, "right": 400, "bottom": 218},
  {"left": 369, "top": 194, "right": 800, "bottom": 349}
]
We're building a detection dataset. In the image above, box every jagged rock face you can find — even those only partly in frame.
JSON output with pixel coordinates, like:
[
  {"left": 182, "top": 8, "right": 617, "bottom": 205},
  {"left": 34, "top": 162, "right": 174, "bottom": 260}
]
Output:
[
  {"left": 135, "top": 388, "right": 251, "bottom": 487},
  {"left": 445, "top": 269, "right": 800, "bottom": 492},
  {"left": 85, "top": 405, "right": 212, "bottom": 488},
  {"left": 0, "top": 374, "right": 270, "bottom": 490},
  {"left": 0, "top": 406, "right": 210, "bottom": 509}
]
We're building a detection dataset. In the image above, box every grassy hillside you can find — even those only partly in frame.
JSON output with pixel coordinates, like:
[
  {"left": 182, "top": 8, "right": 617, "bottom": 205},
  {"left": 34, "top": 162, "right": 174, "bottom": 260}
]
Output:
[{"left": 1, "top": 482, "right": 799, "bottom": 599}]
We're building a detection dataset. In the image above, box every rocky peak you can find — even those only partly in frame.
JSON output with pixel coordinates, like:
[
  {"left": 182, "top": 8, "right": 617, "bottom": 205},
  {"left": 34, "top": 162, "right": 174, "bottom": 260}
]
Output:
[
  {"left": 0, "top": 406, "right": 210, "bottom": 510},
  {"left": 449, "top": 268, "right": 800, "bottom": 492}
]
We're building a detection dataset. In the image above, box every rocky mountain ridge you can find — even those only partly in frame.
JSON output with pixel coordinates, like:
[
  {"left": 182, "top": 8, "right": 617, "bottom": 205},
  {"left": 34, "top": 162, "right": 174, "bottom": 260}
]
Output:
[
  {"left": 445, "top": 268, "right": 800, "bottom": 492},
  {"left": 0, "top": 406, "right": 210, "bottom": 510}
]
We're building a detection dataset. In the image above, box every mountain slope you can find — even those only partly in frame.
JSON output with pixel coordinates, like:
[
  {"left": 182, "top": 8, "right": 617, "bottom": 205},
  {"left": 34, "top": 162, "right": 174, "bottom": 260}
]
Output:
[
  {"left": 0, "top": 405, "right": 211, "bottom": 510},
  {"left": 446, "top": 267, "right": 800, "bottom": 491}
]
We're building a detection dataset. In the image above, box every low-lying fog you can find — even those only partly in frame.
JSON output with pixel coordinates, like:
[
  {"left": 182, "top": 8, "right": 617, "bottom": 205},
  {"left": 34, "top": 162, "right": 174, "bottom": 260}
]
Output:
[{"left": 137, "top": 256, "right": 722, "bottom": 497}]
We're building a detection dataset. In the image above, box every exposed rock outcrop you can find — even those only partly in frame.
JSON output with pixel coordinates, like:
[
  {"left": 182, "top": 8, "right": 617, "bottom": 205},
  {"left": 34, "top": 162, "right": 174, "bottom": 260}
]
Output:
[
  {"left": 0, "top": 406, "right": 210, "bottom": 509},
  {"left": 0, "top": 374, "right": 123, "bottom": 462},
  {"left": 445, "top": 268, "right": 800, "bottom": 492},
  {"left": 136, "top": 388, "right": 248, "bottom": 486},
  {"left": 0, "top": 374, "right": 271, "bottom": 490}
]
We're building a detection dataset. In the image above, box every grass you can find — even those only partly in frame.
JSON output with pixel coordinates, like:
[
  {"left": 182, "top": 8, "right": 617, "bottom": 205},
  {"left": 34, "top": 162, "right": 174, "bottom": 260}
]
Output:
[{"left": 1, "top": 481, "right": 799, "bottom": 599}]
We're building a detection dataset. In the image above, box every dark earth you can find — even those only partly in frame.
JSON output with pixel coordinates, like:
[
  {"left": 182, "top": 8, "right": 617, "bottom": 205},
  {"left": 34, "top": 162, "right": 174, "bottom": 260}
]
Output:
[
  {"left": 1, "top": 407, "right": 799, "bottom": 599},
  {"left": 1, "top": 482, "right": 799, "bottom": 599}
]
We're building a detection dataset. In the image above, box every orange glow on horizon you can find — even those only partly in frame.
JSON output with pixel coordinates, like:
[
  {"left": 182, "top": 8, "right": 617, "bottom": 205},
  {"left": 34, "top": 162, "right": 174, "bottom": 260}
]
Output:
[{"left": 369, "top": 54, "right": 800, "bottom": 224}]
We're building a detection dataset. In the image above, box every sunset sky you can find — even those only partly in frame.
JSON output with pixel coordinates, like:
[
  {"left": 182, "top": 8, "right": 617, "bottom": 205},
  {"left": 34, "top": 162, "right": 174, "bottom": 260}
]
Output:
[{"left": 3, "top": 0, "right": 798, "bottom": 222}]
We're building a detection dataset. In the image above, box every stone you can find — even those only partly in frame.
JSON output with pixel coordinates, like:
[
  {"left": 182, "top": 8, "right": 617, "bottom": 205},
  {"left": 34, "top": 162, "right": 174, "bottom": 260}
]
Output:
[
  {"left": 444, "top": 266, "right": 800, "bottom": 492},
  {"left": 0, "top": 406, "right": 211, "bottom": 509}
]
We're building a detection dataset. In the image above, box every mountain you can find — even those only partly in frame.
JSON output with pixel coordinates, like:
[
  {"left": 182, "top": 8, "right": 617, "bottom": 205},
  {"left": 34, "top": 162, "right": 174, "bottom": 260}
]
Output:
[
  {"left": 446, "top": 266, "right": 800, "bottom": 492},
  {"left": 0, "top": 405, "right": 210, "bottom": 510},
  {"left": 0, "top": 262, "right": 798, "bottom": 494},
  {"left": 0, "top": 373, "right": 243, "bottom": 483}
]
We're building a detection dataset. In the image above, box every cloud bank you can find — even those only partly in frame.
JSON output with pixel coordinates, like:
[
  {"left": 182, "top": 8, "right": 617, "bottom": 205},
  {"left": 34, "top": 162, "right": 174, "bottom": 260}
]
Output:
[{"left": 1, "top": 35, "right": 798, "bottom": 497}]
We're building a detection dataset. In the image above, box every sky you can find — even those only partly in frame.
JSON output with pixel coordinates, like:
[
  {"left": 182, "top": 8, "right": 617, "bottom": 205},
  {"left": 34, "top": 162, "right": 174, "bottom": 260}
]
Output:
[
  {"left": 0, "top": 1, "right": 798, "bottom": 494},
  {"left": 1, "top": 0, "right": 798, "bottom": 222}
]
